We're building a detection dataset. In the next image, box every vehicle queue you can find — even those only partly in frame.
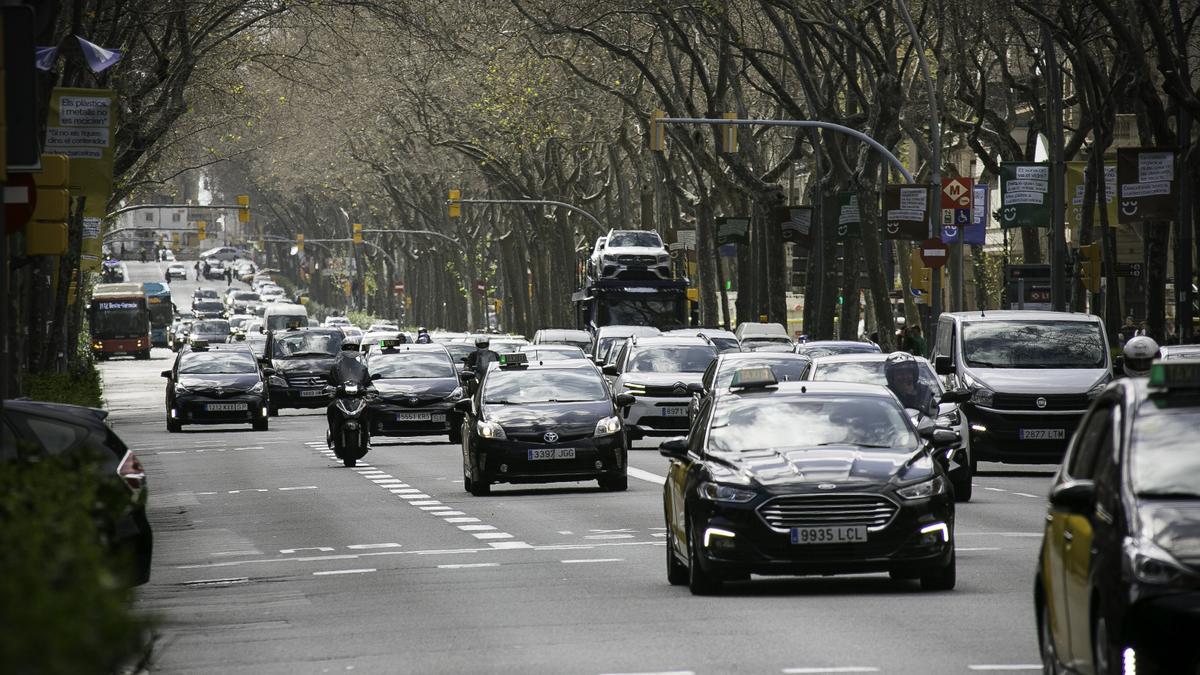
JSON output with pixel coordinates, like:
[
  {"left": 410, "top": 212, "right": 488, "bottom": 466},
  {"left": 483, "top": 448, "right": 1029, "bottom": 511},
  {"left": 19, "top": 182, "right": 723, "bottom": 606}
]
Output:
[{"left": 76, "top": 259, "right": 1199, "bottom": 675}]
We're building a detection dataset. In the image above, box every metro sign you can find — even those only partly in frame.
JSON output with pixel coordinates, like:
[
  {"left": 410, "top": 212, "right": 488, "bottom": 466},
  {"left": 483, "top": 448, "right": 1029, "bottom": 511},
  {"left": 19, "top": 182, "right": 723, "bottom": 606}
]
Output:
[{"left": 941, "top": 177, "right": 973, "bottom": 209}]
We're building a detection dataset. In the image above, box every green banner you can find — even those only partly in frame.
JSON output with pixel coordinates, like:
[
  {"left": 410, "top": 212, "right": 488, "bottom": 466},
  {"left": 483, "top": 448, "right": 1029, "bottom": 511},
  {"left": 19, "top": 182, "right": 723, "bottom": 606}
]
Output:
[
  {"left": 998, "top": 162, "right": 1051, "bottom": 229},
  {"left": 827, "top": 192, "right": 860, "bottom": 240}
]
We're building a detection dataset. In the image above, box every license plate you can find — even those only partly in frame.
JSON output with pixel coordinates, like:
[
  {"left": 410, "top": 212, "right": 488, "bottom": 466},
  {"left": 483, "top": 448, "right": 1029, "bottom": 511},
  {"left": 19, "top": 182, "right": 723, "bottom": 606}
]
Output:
[
  {"left": 205, "top": 403, "right": 248, "bottom": 412},
  {"left": 1019, "top": 428, "right": 1065, "bottom": 440},
  {"left": 432, "top": 414, "right": 445, "bottom": 422},
  {"left": 790, "top": 526, "right": 868, "bottom": 545},
  {"left": 299, "top": 389, "right": 324, "bottom": 398},
  {"left": 396, "top": 412, "right": 431, "bottom": 421},
  {"left": 660, "top": 406, "right": 687, "bottom": 417},
  {"left": 528, "top": 447, "right": 576, "bottom": 461}
]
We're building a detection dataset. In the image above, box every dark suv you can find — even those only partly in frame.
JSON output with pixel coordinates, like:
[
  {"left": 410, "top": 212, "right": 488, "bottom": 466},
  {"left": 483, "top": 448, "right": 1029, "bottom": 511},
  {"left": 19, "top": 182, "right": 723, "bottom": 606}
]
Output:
[{"left": 264, "top": 328, "right": 344, "bottom": 415}]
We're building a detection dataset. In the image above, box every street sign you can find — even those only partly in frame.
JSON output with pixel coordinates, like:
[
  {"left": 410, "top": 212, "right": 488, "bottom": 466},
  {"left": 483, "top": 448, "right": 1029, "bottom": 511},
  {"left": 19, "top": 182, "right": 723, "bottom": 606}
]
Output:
[
  {"left": 3, "top": 173, "right": 37, "bottom": 233},
  {"left": 716, "top": 216, "right": 750, "bottom": 245},
  {"left": 941, "top": 177, "right": 973, "bottom": 209},
  {"left": 1117, "top": 148, "right": 1176, "bottom": 223},
  {"left": 999, "top": 162, "right": 1051, "bottom": 229},
  {"left": 1116, "top": 262, "right": 1144, "bottom": 278},
  {"left": 828, "top": 192, "right": 860, "bottom": 240},
  {"left": 775, "top": 206, "right": 813, "bottom": 245},
  {"left": 919, "top": 238, "right": 949, "bottom": 268},
  {"left": 883, "top": 184, "right": 928, "bottom": 240}
]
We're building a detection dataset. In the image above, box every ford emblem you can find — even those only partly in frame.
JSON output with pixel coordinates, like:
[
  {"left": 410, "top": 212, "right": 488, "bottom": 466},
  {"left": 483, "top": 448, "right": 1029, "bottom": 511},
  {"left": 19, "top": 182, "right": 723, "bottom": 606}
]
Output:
[
  {"left": 544, "top": 431, "right": 559, "bottom": 443},
  {"left": 1035, "top": 396, "right": 1048, "bottom": 409},
  {"left": 817, "top": 483, "right": 836, "bottom": 490}
]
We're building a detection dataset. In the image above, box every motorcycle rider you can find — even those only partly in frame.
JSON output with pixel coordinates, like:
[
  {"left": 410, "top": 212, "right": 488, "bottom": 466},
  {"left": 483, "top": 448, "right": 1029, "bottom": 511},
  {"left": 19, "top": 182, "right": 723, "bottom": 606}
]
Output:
[
  {"left": 1120, "top": 335, "right": 1160, "bottom": 378},
  {"left": 884, "top": 352, "right": 936, "bottom": 415},
  {"left": 327, "top": 340, "right": 373, "bottom": 449},
  {"left": 416, "top": 327, "right": 431, "bottom": 344},
  {"left": 463, "top": 336, "right": 499, "bottom": 390}
]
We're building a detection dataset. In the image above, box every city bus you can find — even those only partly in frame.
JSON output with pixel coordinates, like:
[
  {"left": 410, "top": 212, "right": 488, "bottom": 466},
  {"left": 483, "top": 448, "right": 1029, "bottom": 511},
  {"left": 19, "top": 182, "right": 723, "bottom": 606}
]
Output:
[
  {"left": 141, "top": 281, "right": 173, "bottom": 347},
  {"left": 89, "top": 283, "right": 152, "bottom": 360}
]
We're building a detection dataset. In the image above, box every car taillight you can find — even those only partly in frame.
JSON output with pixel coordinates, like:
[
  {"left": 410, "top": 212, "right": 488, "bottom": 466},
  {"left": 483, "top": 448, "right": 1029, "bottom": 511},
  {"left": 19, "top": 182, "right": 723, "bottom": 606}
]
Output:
[{"left": 118, "top": 451, "right": 146, "bottom": 493}]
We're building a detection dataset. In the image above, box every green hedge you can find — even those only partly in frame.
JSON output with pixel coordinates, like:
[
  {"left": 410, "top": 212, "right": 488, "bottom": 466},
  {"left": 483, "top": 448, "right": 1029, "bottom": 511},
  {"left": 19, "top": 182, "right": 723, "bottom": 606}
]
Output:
[
  {"left": 0, "top": 450, "right": 150, "bottom": 673},
  {"left": 24, "top": 365, "right": 103, "bottom": 408}
]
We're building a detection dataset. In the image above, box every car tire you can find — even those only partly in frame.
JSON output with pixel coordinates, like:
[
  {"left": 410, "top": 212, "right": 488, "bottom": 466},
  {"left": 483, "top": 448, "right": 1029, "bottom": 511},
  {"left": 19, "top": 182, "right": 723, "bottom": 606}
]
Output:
[
  {"left": 951, "top": 455, "right": 973, "bottom": 503},
  {"left": 1039, "top": 595, "right": 1063, "bottom": 675},
  {"left": 598, "top": 473, "right": 628, "bottom": 492},
  {"left": 268, "top": 404, "right": 279, "bottom": 417},
  {"left": 252, "top": 418, "right": 268, "bottom": 432},
  {"left": 1092, "top": 611, "right": 1123, "bottom": 675},
  {"left": 666, "top": 527, "right": 688, "bottom": 586},
  {"left": 920, "top": 549, "right": 956, "bottom": 591},
  {"left": 343, "top": 457, "right": 356, "bottom": 467},
  {"left": 448, "top": 424, "right": 462, "bottom": 445},
  {"left": 686, "top": 519, "right": 721, "bottom": 596},
  {"left": 468, "top": 473, "right": 490, "bottom": 497},
  {"left": 167, "top": 419, "right": 181, "bottom": 433}
]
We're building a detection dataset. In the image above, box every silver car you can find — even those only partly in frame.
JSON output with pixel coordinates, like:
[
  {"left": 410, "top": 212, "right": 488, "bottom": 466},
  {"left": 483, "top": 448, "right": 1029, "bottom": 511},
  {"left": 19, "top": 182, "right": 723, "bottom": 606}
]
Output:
[
  {"left": 605, "top": 335, "right": 717, "bottom": 439},
  {"left": 594, "top": 230, "right": 672, "bottom": 281}
]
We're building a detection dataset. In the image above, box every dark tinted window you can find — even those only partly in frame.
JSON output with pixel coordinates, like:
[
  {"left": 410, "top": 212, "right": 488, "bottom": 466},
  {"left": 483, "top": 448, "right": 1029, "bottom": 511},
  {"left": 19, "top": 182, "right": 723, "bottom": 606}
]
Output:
[
  {"left": 484, "top": 369, "right": 608, "bottom": 404},
  {"left": 1131, "top": 402, "right": 1200, "bottom": 497},
  {"left": 715, "top": 358, "right": 809, "bottom": 388},
  {"left": 961, "top": 320, "right": 1105, "bottom": 368},
  {"left": 21, "top": 415, "right": 86, "bottom": 455},
  {"left": 272, "top": 331, "right": 343, "bottom": 358},
  {"left": 191, "top": 320, "right": 230, "bottom": 335},
  {"left": 708, "top": 397, "right": 916, "bottom": 452},
  {"left": 194, "top": 301, "right": 224, "bottom": 312},
  {"left": 372, "top": 353, "right": 455, "bottom": 379},
  {"left": 179, "top": 351, "right": 259, "bottom": 374},
  {"left": 628, "top": 345, "right": 716, "bottom": 373},
  {"left": 607, "top": 232, "right": 662, "bottom": 248}
]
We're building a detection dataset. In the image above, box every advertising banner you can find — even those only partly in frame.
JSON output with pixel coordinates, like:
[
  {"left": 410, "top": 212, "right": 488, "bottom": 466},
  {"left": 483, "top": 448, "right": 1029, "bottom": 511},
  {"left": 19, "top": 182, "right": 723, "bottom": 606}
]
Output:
[
  {"left": 1116, "top": 148, "right": 1176, "bottom": 224},
  {"left": 1066, "top": 160, "right": 1118, "bottom": 237},
  {"left": 883, "top": 184, "right": 929, "bottom": 240},
  {"left": 999, "top": 162, "right": 1051, "bottom": 229}
]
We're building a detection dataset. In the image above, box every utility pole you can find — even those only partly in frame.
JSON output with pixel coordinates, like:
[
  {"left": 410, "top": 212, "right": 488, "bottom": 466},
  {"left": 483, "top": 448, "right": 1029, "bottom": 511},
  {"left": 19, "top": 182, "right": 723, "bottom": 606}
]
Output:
[
  {"left": 1043, "top": 25, "right": 1068, "bottom": 312},
  {"left": 1171, "top": 0, "right": 1194, "bottom": 341}
]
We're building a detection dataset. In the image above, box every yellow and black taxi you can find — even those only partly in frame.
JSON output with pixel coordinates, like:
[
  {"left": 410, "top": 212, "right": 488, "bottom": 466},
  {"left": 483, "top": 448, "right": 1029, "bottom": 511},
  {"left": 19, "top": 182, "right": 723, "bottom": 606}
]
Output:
[
  {"left": 1036, "top": 360, "right": 1200, "bottom": 674},
  {"left": 457, "top": 353, "right": 635, "bottom": 496},
  {"left": 263, "top": 327, "right": 344, "bottom": 415},
  {"left": 366, "top": 341, "right": 466, "bottom": 444},
  {"left": 162, "top": 341, "right": 271, "bottom": 432},
  {"left": 661, "top": 368, "right": 959, "bottom": 595}
]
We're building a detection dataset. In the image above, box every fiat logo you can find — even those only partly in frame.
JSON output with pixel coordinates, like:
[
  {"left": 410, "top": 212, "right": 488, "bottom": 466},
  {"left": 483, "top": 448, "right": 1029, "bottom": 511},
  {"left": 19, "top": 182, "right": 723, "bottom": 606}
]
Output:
[
  {"left": 1035, "top": 397, "right": 1048, "bottom": 409},
  {"left": 544, "top": 432, "right": 559, "bottom": 443}
]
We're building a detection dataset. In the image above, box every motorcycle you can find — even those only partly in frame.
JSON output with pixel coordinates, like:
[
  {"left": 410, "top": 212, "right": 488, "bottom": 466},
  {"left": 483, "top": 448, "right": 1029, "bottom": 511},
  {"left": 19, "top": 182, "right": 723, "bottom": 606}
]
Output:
[
  {"left": 326, "top": 382, "right": 374, "bottom": 467},
  {"left": 907, "top": 388, "right": 973, "bottom": 502}
]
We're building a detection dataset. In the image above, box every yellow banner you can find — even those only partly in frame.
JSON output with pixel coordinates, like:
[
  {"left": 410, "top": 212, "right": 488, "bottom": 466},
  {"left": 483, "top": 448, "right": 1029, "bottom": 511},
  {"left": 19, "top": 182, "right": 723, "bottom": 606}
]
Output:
[
  {"left": 44, "top": 87, "right": 117, "bottom": 271},
  {"left": 1066, "top": 160, "right": 1117, "bottom": 241}
]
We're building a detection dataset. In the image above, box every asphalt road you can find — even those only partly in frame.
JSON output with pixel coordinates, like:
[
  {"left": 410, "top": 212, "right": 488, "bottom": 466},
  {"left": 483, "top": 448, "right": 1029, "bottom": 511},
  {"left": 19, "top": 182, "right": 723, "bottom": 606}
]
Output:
[{"left": 109, "top": 261, "right": 1054, "bottom": 674}]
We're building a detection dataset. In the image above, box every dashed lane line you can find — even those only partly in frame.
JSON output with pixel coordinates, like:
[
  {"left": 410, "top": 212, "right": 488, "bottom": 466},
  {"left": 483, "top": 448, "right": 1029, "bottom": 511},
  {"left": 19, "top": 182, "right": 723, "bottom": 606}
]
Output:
[
  {"left": 562, "top": 558, "right": 623, "bottom": 564},
  {"left": 312, "top": 568, "right": 376, "bottom": 576},
  {"left": 782, "top": 668, "right": 880, "bottom": 674},
  {"left": 967, "top": 667, "right": 1041, "bottom": 672},
  {"left": 347, "top": 543, "right": 401, "bottom": 550},
  {"left": 439, "top": 563, "right": 498, "bottom": 569},
  {"left": 627, "top": 466, "right": 666, "bottom": 485}
]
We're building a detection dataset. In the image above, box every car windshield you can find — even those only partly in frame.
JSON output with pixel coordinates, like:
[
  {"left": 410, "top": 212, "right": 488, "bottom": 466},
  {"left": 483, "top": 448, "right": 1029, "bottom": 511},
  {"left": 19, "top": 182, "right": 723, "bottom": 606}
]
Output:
[
  {"left": 195, "top": 289, "right": 219, "bottom": 299},
  {"left": 710, "top": 338, "right": 741, "bottom": 353},
  {"left": 799, "top": 344, "right": 880, "bottom": 358},
  {"left": 522, "top": 348, "right": 586, "bottom": 361},
  {"left": 491, "top": 341, "right": 525, "bottom": 354},
  {"left": 961, "top": 320, "right": 1106, "bottom": 368},
  {"left": 607, "top": 232, "right": 661, "bottom": 248},
  {"left": 812, "top": 360, "right": 942, "bottom": 394},
  {"left": 1130, "top": 402, "right": 1200, "bottom": 498},
  {"left": 234, "top": 292, "right": 260, "bottom": 301},
  {"left": 716, "top": 359, "right": 810, "bottom": 388},
  {"left": 178, "top": 352, "right": 258, "bottom": 374},
  {"left": 708, "top": 397, "right": 917, "bottom": 452},
  {"left": 443, "top": 344, "right": 475, "bottom": 362},
  {"left": 372, "top": 353, "right": 455, "bottom": 379},
  {"left": 484, "top": 369, "right": 609, "bottom": 404},
  {"left": 91, "top": 305, "right": 147, "bottom": 337},
  {"left": 628, "top": 345, "right": 715, "bottom": 373},
  {"left": 191, "top": 320, "right": 230, "bottom": 336},
  {"left": 272, "top": 331, "right": 343, "bottom": 358},
  {"left": 194, "top": 301, "right": 223, "bottom": 312}
]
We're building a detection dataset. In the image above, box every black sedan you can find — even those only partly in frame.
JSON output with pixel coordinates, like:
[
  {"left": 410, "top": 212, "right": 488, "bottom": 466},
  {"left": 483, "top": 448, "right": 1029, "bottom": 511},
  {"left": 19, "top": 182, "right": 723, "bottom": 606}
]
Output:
[
  {"left": 367, "top": 343, "right": 465, "bottom": 443},
  {"left": 457, "top": 355, "right": 634, "bottom": 496},
  {"left": 163, "top": 343, "right": 270, "bottom": 432},
  {"left": 264, "top": 328, "right": 344, "bottom": 415},
  {"left": 661, "top": 369, "right": 958, "bottom": 595}
]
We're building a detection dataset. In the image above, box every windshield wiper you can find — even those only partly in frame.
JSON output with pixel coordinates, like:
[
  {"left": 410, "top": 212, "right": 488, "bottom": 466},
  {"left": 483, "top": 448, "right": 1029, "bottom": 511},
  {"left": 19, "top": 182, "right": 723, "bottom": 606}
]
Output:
[
  {"left": 287, "top": 350, "right": 334, "bottom": 358},
  {"left": 965, "top": 360, "right": 1006, "bottom": 368}
]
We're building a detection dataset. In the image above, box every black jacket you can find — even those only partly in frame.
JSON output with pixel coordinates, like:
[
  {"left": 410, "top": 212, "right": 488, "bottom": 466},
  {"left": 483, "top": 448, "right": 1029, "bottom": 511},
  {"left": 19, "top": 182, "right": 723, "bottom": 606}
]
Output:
[
  {"left": 463, "top": 348, "right": 499, "bottom": 377},
  {"left": 329, "top": 352, "right": 372, "bottom": 388}
]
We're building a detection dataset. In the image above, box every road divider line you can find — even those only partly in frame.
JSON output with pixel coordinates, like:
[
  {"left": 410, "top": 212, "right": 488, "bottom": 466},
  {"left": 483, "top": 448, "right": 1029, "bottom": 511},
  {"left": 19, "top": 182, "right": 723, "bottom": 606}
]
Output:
[
  {"left": 444, "top": 517, "right": 481, "bottom": 523},
  {"left": 561, "top": 558, "right": 623, "bottom": 564},
  {"left": 627, "top": 467, "right": 666, "bottom": 485},
  {"left": 438, "top": 563, "right": 498, "bottom": 569},
  {"left": 347, "top": 543, "right": 401, "bottom": 550},
  {"left": 967, "top": 667, "right": 1042, "bottom": 672},
  {"left": 278, "top": 486, "right": 318, "bottom": 491},
  {"left": 458, "top": 524, "right": 496, "bottom": 531},
  {"left": 313, "top": 568, "right": 376, "bottom": 576},
  {"left": 782, "top": 668, "right": 880, "bottom": 674},
  {"left": 182, "top": 577, "right": 249, "bottom": 586},
  {"left": 1013, "top": 492, "right": 1040, "bottom": 498}
]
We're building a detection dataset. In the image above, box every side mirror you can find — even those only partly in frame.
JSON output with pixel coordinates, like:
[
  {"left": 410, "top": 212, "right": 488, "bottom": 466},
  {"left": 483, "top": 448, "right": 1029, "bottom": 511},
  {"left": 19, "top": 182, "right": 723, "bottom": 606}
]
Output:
[
  {"left": 602, "top": 364, "right": 619, "bottom": 376},
  {"left": 658, "top": 437, "right": 688, "bottom": 459},
  {"left": 939, "top": 389, "right": 971, "bottom": 405},
  {"left": 160, "top": 370, "right": 172, "bottom": 379},
  {"left": 261, "top": 367, "right": 275, "bottom": 376},
  {"left": 614, "top": 393, "right": 636, "bottom": 408},
  {"left": 934, "top": 354, "right": 954, "bottom": 375},
  {"left": 460, "top": 371, "right": 476, "bottom": 382},
  {"left": 930, "top": 428, "right": 960, "bottom": 447},
  {"left": 686, "top": 382, "right": 705, "bottom": 394},
  {"left": 370, "top": 372, "right": 383, "bottom": 381},
  {"left": 1049, "top": 480, "right": 1095, "bottom": 512},
  {"left": 916, "top": 416, "right": 936, "bottom": 437},
  {"left": 453, "top": 399, "right": 473, "bottom": 414}
]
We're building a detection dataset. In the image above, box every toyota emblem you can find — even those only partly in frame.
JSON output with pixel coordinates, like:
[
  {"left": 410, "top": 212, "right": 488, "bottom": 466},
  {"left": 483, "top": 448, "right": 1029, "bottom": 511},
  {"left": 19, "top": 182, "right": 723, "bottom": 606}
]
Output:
[
  {"left": 544, "top": 431, "right": 559, "bottom": 443},
  {"left": 407, "top": 397, "right": 418, "bottom": 405},
  {"left": 1035, "top": 396, "right": 1048, "bottom": 409}
]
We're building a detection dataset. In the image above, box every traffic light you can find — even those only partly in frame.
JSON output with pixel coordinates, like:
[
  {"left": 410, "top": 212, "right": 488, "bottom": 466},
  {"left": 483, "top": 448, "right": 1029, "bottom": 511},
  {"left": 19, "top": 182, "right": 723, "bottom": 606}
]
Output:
[
  {"left": 909, "top": 250, "right": 932, "bottom": 298},
  {"left": 296, "top": 233, "right": 304, "bottom": 253},
  {"left": 197, "top": 221, "right": 207, "bottom": 241},
  {"left": 27, "top": 155, "right": 70, "bottom": 256},
  {"left": 448, "top": 189, "right": 461, "bottom": 218},
  {"left": 721, "top": 112, "right": 738, "bottom": 153},
  {"left": 649, "top": 110, "right": 666, "bottom": 152},
  {"left": 237, "top": 194, "right": 250, "bottom": 223},
  {"left": 1079, "top": 243, "right": 1101, "bottom": 294},
  {"left": 352, "top": 222, "right": 363, "bottom": 245}
]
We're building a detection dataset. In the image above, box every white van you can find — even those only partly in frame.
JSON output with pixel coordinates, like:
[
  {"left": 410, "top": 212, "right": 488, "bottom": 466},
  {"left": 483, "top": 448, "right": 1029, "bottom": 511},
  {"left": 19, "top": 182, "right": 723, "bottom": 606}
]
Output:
[{"left": 263, "top": 303, "right": 309, "bottom": 334}]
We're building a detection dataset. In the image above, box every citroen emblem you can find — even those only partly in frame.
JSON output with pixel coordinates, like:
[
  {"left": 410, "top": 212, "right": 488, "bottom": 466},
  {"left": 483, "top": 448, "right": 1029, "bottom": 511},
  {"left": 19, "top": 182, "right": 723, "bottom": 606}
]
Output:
[
  {"left": 544, "top": 431, "right": 559, "bottom": 443},
  {"left": 817, "top": 483, "right": 836, "bottom": 490},
  {"left": 1035, "top": 397, "right": 1048, "bottom": 409}
]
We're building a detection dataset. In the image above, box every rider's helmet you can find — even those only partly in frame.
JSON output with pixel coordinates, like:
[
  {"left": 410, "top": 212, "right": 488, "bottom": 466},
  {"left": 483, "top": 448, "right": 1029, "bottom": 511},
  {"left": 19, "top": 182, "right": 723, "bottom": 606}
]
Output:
[
  {"left": 475, "top": 337, "right": 490, "bottom": 349},
  {"left": 1123, "top": 336, "right": 1160, "bottom": 377},
  {"left": 884, "top": 351, "right": 920, "bottom": 390}
]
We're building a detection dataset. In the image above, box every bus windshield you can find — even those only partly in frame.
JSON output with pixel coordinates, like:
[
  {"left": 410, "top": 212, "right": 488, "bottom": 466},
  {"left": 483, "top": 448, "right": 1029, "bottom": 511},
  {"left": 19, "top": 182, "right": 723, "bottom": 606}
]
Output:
[{"left": 91, "top": 300, "right": 148, "bottom": 338}]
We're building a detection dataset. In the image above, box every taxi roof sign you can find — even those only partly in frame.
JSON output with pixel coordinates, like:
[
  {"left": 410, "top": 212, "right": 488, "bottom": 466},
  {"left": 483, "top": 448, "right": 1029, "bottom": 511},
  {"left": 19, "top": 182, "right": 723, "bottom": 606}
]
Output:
[
  {"left": 189, "top": 339, "right": 210, "bottom": 351},
  {"left": 729, "top": 366, "right": 777, "bottom": 390},
  {"left": 498, "top": 352, "right": 528, "bottom": 368},
  {"left": 1148, "top": 360, "right": 1200, "bottom": 390}
]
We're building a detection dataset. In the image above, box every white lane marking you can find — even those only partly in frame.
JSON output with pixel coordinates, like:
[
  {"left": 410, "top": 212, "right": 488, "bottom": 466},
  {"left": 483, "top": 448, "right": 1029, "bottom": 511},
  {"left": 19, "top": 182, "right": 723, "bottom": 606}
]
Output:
[
  {"left": 438, "top": 563, "right": 498, "bottom": 569},
  {"left": 313, "top": 568, "right": 376, "bottom": 576},
  {"left": 585, "top": 534, "right": 635, "bottom": 540},
  {"left": 434, "top": 510, "right": 465, "bottom": 516},
  {"left": 984, "top": 487, "right": 1007, "bottom": 492},
  {"left": 211, "top": 550, "right": 262, "bottom": 557},
  {"left": 410, "top": 500, "right": 441, "bottom": 506},
  {"left": 397, "top": 494, "right": 432, "bottom": 500},
  {"left": 1014, "top": 492, "right": 1041, "bottom": 499},
  {"left": 651, "top": 533, "right": 667, "bottom": 538},
  {"left": 458, "top": 525, "right": 496, "bottom": 531},
  {"left": 280, "top": 547, "right": 334, "bottom": 554},
  {"left": 558, "top": 530, "right": 574, "bottom": 535},
  {"left": 347, "top": 543, "right": 401, "bottom": 550},
  {"left": 195, "top": 491, "right": 218, "bottom": 495},
  {"left": 782, "top": 669, "right": 880, "bottom": 674},
  {"left": 372, "top": 479, "right": 403, "bottom": 484},
  {"left": 489, "top": 541, "right": 533, "bottom": 549},
  {"left": 627, "top": 467, "right": 666, "bottom": 485},
  {"left": 389, "top": 488, "right": 421, "bottom": 493},
  {"left": 228, "top": 489, "right": 269, "bottom": 494},
  {"left": 234, "top": 446, "right": 263, "bottom": 451},
  {"left": 562, "top": 558, "right": 623, "bottom": 564},
  {"left": 957, "top": 547, "right": 1002, "bottom": 552},
  {"left": 419, "top": 506, "right": 452, "bottom": 511},
  {"left": 538, "top": 544, "right": 596, "bottom": 550},
  {"left": 444, "top": 517, "right": 481, "bottom": 523},
  {"left": 158, "top": 451, "right": 186, "bottom": 455},
  {"left": 473, "top": 532, "right": 513, "bottom": 540},
  {"left": 967, "top": 667, "right": 1042, "bottom": 672},
  {"left": 278, "top": 486, "right": 318, "bottom": 491},
  {"left": 182, "top": 577, "right": 250, "bottom": 586}
]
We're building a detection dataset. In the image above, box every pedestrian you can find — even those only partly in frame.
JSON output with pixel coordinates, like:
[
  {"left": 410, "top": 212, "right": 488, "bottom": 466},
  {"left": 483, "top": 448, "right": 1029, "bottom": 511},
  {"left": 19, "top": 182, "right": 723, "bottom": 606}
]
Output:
[
  {"left": 1118, "top": 316, "right": 1138, "bottom": 346},
  {"left": 225, "top": 266, "right": 233, "bottom": 287},
  {"left": 194, "top": 260, "right": 201, "bottom": 281},
  {"left": 906, "top": 325, "right": 928, "bottom": 358}
]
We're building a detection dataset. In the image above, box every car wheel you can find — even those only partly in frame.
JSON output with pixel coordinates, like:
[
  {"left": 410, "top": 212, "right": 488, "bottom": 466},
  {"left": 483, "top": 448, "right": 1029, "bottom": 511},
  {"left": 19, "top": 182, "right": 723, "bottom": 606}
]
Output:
[
  {"left": 252, "top": 418, "right": 268, "bottom": 432},
  {"left": 920, "top": 549, "right": 956, "bottom": 591},
  {"left": 1092, "top": 611, "right": 1123, "bottom": 675},
  {"left": 686, "top": 518, "right": 721, "bottom": 595},
  {"left": 167, "top": 419, "right": 181, "bottom": 433},
  {"left": 1039, "top": 596, "right": 1063, "bottom": 675},
  {"left": 468, "top": 473, "right": 491, "bottom": 497},
  {"left": 598, "top": 472, "right": 628, "bottom": 492},
  {"left": 666, "top": 527, "right": 688, "bottom": 586},
  {"left": 951, "top": 454, "right": 973, "bottom": 503},
  {"left": 448, "top": 424, "right": 462, "bottom": 445},
  {"left": 268, "top": 404, "right": 279, "bottom": 417},
  {"left": 343, "top": 457, "right": 356, "bottom": 467}
]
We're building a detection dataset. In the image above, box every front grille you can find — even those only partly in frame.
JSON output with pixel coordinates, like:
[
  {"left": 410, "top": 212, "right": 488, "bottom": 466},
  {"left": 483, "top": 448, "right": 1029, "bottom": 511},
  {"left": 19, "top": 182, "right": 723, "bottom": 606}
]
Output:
[
  {"left": 617, "top": 254, "right": 658, "bottom": 264},
  {"left": 506, "top": 429, "right": 594, "bottom": 443},
  {"left": 990, "top": 393, "right": 1089, "bottom": 411},
  {"left": 382, "top": 395, "right": 445, "bottom": 407},
  {"left": 757, "top": 493, "right": 898, "bottom": 531},
  {"left": 286, "top": 374, "right": 328, "bottom": 388}
]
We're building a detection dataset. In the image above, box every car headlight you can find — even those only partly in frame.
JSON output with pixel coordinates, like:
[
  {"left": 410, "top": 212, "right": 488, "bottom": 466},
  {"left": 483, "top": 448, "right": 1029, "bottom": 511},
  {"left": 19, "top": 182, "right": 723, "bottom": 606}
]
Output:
[
  {"left": 174, "top": 383, "right": 191, "bottom": 395},
  {"left": 937, "top": 409, "right": 961, "bottom": 427},
  {"left": 970, "top": 385, "right": 994, "bottom": 407},
  {"left": 697, "top": 481, "right": 757, "bottom": 503},
  {"left": 657, "top": 254, "right": 670, "bottom": 263},
  {"left": 477, "top": 420, "right": 506, "bottom": 440},
  {"left": 1087, "top": 377, "right": 1111, "bottom": 400},
  {"left": 445, "top": 386, "right": 464, "bottom": 402},
  {"left": 249, "top": 381, "right": 264, "bottom": 394},
  {"left": 1123, "top": 537, "right": 1195, "bottom": 586},
  {"left": 623, "top": 382, "right": 645, "bottom": 393},
  {"left": 897, "top": 475, "right": 947, "bottom": 500},
  {"left": 269, "top": 375, "right": 287, "bottom": 387},
  {"left": 594, "top": 415, "right": 621, "bottom": 437}
]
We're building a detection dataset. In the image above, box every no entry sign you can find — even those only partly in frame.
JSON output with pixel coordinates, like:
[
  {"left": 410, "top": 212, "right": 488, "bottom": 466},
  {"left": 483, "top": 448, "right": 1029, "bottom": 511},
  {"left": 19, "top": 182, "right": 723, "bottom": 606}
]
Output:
[{"left": 920, "top": 238, "right": 949, "bottom": 268}]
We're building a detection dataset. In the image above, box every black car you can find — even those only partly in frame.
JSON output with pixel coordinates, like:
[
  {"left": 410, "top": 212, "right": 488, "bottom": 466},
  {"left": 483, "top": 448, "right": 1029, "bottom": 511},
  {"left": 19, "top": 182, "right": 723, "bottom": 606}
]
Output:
[
  {"left": 367, "top": 343, "right": 465, "bottom": 443},
  {"left": 794, "top": 340, "right": 882, "bottom": 359},
  {"left": 661, "top": 369, "right": 958, "bottom": 595},
  {"left": 2, "top": 400, "right": 152, "bottom": 586},
  {"left": 264, "top": 327, "right": 344, "bottom": 415},
  {"left": 457, "top": 354, "right": 635, "bottom": 496},
  {"left": 191, "top": 299, "right": 225, "bottom": 319},
  {"left": 163, "top": 343, "right": 270, "bottom": 431},
  {"left": 188, "top": 319, "right": 231, "bottom": 345},
  {"left": 1036, "top": 361, "right": 1200, "bottom": 674}
]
